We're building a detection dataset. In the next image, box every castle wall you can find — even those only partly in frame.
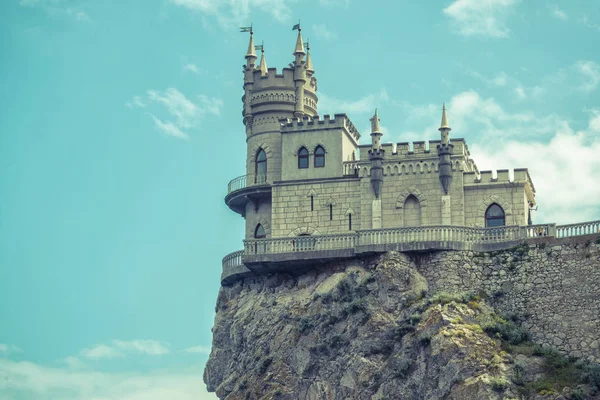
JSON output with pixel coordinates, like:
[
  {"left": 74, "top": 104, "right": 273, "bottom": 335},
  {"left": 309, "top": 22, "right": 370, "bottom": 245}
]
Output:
[
  {"left": 271, "top": 179, "right": 361, "bottom": 237},
  {"left": 245, "top": 198, "right": 272, "bottom": 239},
  {"left": 417, "top": 237, "right": 600, "bottom": 362},
  {"left": 246, "top": 131, "right": 282, "bottom": 184}
]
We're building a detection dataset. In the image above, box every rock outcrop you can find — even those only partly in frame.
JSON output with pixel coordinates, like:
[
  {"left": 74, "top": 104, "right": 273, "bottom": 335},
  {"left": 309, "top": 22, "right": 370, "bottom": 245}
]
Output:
[{"left": 204, "top": 251, "right": 600, "bottom": 399}]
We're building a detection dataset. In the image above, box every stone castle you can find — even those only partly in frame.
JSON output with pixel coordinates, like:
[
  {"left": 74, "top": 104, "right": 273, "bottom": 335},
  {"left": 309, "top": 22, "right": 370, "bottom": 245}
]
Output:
[{"left": 222, "top": 27, "right": 597, "bottom": 285}]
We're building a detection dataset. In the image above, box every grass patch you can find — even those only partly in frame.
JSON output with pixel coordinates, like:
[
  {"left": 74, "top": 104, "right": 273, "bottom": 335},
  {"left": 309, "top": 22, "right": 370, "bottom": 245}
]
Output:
[
  {"left": 428, "top": 291, "right": 475, "bottom": 305},
  {"left": 490, "top": 377, "right": 508, "bottom": 392}
]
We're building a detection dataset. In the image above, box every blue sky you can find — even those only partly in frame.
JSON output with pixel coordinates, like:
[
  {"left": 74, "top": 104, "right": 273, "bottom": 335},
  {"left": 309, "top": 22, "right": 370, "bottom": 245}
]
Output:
[{"left": 0, "top": 0, "right": 599, "bottom": 398}]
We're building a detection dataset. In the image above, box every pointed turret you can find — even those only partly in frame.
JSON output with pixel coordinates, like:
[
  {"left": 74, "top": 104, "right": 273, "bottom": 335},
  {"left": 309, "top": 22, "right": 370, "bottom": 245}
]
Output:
[
  {"left": 294, "top": 28, "right": 305, "bottom": 57},
  {"left": 370, "top": 108, "right": 382, "bottom": 150},
  {"left": 245, "top": 30, "right": 257, "bottom": 65},
  {"left": 436, "top": 103, "right": 454, "bottom": 195},
  {"left": 368, "top": 109, "right": 384, "bottom": 198},
  {"left": 439, "top": 103, "right": 451, "bottom": 131},
  {"left": 258, "top": 48, "right": 268, "bottom": 76},
  {"left": 305, "top": 42, "right": 314, "bottom": 73}
]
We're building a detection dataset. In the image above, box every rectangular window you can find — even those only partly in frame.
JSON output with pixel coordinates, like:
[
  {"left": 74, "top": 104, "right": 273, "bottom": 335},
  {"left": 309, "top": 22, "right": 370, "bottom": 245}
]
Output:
[
  {"left": 348, "top": 214, "right": 352, "bottom": 230},
  {"left": 310, "top": 196, "right": 314, "bottom": 211},
  {"left": 329, "top": 204, "right": 333, "bottom": 221}
]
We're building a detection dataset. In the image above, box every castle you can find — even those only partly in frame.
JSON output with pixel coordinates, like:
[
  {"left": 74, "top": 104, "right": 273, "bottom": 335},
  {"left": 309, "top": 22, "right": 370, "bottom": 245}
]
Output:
[{"left": 222, "top": 27, "right": 543, "bottom": 284}]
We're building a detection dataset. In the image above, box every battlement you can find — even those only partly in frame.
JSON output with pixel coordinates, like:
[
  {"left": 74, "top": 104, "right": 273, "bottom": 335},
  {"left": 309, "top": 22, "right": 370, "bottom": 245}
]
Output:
[
  {"left": 251, "top": 68, "right": 295, "bottom": 91},
  {"left": 358, "top": 139, "right": 469, "bottom": 161},
  {"left": 463, "top": 168, "right": 532, "bottom": 185},
  {"left": 280, "top": 114, "right": 360, "bottom": 143}
]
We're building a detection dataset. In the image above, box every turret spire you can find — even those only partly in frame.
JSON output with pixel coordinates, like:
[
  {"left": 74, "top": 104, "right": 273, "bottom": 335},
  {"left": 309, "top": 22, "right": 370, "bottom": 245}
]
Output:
[
  {"left": 371, "top": 108, "right": 382, "bottom": 133},
  {"left": 305, "top": 40, "right": 314, "bottom": 73},
  {"left": 246, "top": 30, "right": 256, "bottom": 60},
  {"left": 258, "top": 46, "right": 268, "bottom": 76},
  {"left": 439, "top": 103, "right": 451, "bottom": 131},
  {"left": 293, "top": 25, "right": 305, "bottom": 56}
]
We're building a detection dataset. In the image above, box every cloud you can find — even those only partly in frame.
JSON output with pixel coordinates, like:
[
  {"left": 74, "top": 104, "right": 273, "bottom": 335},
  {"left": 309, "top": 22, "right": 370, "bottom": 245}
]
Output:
[
  {"left": 318, "top": 88, "right": 389, "bottom": 115},
  {"left": 468, "top": 70, "right": 509, "bottom": 87},
  {"left": 0, "top": 358, "right": 216, "bottom": 400},
  {"left": 549, "top": 4, "right": 567, "bottom": 20},
  {"left": 19, "top": 0, "right": 91, "bottom": 22},
  {"left": 443, "top": 0, "right": 519, "bottom": 38},
  {"left": 80, "top": 340, "right": 171, "bottom": 360},
  {"left": 312, "top": 23, "right": 337, "bottom": 40},
  {"left": 169, "top": 0, "right": 294, "bottom": 28},
  {"left": 579, "top": 15, "right": 600, "bottom": 32},
  {"left": 398, "top": 91, "right": 600, "bottom": 224},
  {"left": 0, "top": 344, "right": 22, "bottom": 356},
  {"left": 128, "top": 88, "right": 223, "bottom": 140},
  {"left": 183, "top": 63, "right": 201, "bottom": 74},
  {"left": 318, "top": 0, "right": 349, "bottom": 7},
  {"left": 574, "top": 60, "right": 600, "bottom": 92},
  {"left": 184, "top": 345, "right": 211, "bottom": 354}
]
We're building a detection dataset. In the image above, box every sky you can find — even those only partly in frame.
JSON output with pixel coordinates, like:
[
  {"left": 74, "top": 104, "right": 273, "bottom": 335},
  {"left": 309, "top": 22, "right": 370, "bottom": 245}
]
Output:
[{"left": 0, "top": 0, "right": 599, "bottom": 398}]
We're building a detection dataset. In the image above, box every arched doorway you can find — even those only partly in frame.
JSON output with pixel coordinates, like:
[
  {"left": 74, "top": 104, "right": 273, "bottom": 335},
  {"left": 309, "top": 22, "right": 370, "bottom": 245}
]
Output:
[{"left": 403, "top": 195, "right": 421, "bottom": 227}]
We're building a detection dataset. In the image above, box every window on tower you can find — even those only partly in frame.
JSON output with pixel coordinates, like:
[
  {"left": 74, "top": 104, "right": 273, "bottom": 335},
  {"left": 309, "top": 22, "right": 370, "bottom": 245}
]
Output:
[
  {"left": 314, "top": 146, "right": 325, "bottom": 168},
  {"left": 485, "top": 203, "right": 505, "bottom": 227},
  {"left": 255, "top": 149, "right": 267, "bottom": 183},
  {"left": 298, "top": 147, "right": 309, "bottom": 169},
  {"left": 254, "top": 224, "right": 266, "bottom": 239}
]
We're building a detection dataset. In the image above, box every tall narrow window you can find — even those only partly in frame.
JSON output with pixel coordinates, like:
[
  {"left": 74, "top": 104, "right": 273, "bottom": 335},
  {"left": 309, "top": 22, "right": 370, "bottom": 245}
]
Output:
[
  {"left": 314, "top": 146, "right": 325, "bottom": 168},
  {"left": 485, "top": 204, "right": 505, "bottom": 227},
  {"left": 298, "top": 147, "right": 309, "bottom": 169},
  {"left": 310, "top": 195, "right": 314, "bottom": 211},
  {"left": 329, "top": 204, "right": 333, "bottom": 220},
  {"left": 348, "top": 214, "right": 352, "bottom": 230},
  {"left": 255, "top": 149, "right": 267, "bottom": 183},
  {"left": 254, "top": 224, "right": 266, "bottom": 238}
]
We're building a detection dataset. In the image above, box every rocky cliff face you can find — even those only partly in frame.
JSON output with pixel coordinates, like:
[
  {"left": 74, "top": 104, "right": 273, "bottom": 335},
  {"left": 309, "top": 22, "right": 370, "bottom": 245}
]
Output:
[{"left": 204, "top": 251, "right": 600, "bottom": 399}]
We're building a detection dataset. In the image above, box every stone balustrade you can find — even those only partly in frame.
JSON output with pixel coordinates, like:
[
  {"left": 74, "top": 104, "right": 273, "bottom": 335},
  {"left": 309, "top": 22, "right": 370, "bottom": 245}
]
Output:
[
  {"left": 226, "top": 174, "right": 268, "bottom": 195},
  {"left": 220, "top": 220, "right": 600, "bottom": 284}
]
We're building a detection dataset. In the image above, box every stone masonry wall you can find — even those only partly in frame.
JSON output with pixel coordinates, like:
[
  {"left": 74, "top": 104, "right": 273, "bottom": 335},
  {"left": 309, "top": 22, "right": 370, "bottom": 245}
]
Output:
[{"left": 415, "top": 235, "right": 600, "bottom": 362}]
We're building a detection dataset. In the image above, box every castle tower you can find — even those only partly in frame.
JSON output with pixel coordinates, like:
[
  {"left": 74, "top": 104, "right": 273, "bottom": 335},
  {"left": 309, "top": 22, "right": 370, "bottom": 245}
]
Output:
[
  {"left": 293, "top": 26, "right": 306, "bottom": 118},
  {"left": 368, "top": 109, "right": 384, "bottom": 228},
  {"left": 437, "top": 104, "right": 454, "bottom": 225}
]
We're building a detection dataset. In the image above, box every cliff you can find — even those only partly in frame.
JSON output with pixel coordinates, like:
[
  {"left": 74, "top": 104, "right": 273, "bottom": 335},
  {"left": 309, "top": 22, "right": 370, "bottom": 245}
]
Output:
[{"left": 205, "top": 238, "right": 600, "bottom": 399}]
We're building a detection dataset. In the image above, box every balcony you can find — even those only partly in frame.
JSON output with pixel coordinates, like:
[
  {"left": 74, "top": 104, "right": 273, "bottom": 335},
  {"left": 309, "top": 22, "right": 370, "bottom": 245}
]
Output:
[
  {"left": 225, "top": 174, "right": 271, "bottom": 215},
  {"left": 220, "top": 220, "right": 600, "bottom": 285}
]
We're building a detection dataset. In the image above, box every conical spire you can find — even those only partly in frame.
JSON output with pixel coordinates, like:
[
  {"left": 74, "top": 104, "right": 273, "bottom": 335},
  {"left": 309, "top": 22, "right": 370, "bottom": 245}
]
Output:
[
  {"left": 370, "top": 108, "right": 382, "bottom": 133},
  {"left": 294, "top": 27, "right": 305, "bottom": 55},
  {"left": 258, "top": 48, "right": 268, "bottom": 76},
  {"left": 245, "top": 30, "right": 256, "bottom": 60},
  {"left": 305, "top": 41, "right": 314, "bottom": 73},
  {"left": 439, "top": 103, "right": 451, "bottom": 130}
]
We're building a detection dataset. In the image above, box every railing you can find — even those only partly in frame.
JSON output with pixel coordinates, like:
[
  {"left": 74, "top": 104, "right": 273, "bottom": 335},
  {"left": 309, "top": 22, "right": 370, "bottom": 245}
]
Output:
[
  {"left": 342, "top": 161, "right": 360, "bottom": 177},
  {"left": 522, "top": 223, "right": 556, "bottom": 238},
  {"left": 227, "top": 174, "right": 268, "bottom": 195},
  {"left": 222, "top": 250, "right": 244, "bottom": 268},
  {"left": 556, "top": 220, "right": 600, "bottom": 238},
  {"left": 244, "top": 233, "right": 357, "bottom": 255}
]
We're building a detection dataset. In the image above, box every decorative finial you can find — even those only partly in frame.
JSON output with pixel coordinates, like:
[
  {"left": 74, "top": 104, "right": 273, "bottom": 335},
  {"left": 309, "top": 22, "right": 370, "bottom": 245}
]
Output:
[
  {"left": 370, "top": 108, "right": 381, "bottom": 133},
  {"left": 258, "top": 44, "right": 267, "bottom": 76},
  {"left": 293, "top": 21, "right": 305, "bottom": 55},
  {"left": 305, "top": 39, "right": 314, "bottom": 72},
  {"left": 439, "top": 103, "right": 450, "bottom": 131}
]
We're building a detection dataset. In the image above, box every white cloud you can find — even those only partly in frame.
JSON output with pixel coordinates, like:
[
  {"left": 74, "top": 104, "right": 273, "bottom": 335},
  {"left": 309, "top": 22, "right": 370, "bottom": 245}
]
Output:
[
  {"left": 81, "top": 344, "right": 123, "bottom": 360},
  {"left": 0, "top": 358, "right": 216, "bottom": 400},
  {"left": 312, "top": 23, "right": 337, "bottom": 40},
  {"left": 128, "top": 88, "right": 223, "bottom": 139},
  {"left": 66, "top": 8, "right": 91, "bottom": 22},
  {"left": 549, "top": 4, "right": 568, "bottom": 20},
  {"left": 80, "top": 340, "right": 171, "bottom": 360},
  {"left": 150, "top": 115, "right": 189, "bottom": 139},
  {"left": 184, "top": 345, "right": 211, "bottom": 354},
  {"left": 169, "top": 0, "right": 295, "bottom": 28},
  {"left": 579, "top": 15, "right": 600, "bottom": 32},
  {"left": 468, "top": 70, "right": 509, "bottom": 87},
  {"left": 318, "top": 88, "right": 389, "bottom": 115},
  {"left": 574, "top": 60, "right": 600, "bottom": 92},
  {"left": 0, "top": 344, "right": 22, "bottom": 356},
  {"left": 443, "top": 0, "right": 519, "bottom": 38},
  {"left": 318, "top": 0, "right": 349, "bottom": 7},
  {"left": 183, "top": 63, "right": 201, "bottom": 74}
]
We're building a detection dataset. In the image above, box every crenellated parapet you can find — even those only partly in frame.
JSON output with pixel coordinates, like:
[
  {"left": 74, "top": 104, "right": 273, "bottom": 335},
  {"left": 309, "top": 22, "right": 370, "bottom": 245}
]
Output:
[
  {"left": 279, "top": 114, "right": 360, "bottom": 144},
  {"left": 357, "top": 139, "right": 471, "bottom": 161}
]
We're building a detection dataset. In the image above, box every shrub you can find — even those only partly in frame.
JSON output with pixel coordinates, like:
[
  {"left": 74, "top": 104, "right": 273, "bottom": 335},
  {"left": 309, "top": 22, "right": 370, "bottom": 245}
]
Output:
[
  {"left": 393, "top": 358, "right": 412, "bottom": 378},
  {"left": 482, "top": 315, "right": 529, "bottom": 345},
  {"left": 259, "top": 357, "right": 272, "bottom": 374},
  {"left": 584, "top": 363, "right": 600, "bottom": 391},
  {"left": 490, "top": 377, "right": 508, "bottom": 392},
  {"left": 429, "top": 291, "right": 473, "bottom": 305}
]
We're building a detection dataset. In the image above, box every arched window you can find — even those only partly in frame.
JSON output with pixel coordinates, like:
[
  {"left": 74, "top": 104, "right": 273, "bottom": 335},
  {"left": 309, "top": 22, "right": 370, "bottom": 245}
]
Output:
[
  {"left": 255, "top": 149, "right": 267, "bottom": 183},
  {"left": 403, "top": 195, "right": 421, "bottom": 227},
  {"left": 485, "top": 203, "right": 505, "bottom": 227},
  {"left": 298, "top": 147, "right": 309, "bottom": 169},
  {"left": 254, "top": 224, "right": 266, "bottom": 238},
  {"left": 314, "top": 146, "right": 325, "bottom": 168}
]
